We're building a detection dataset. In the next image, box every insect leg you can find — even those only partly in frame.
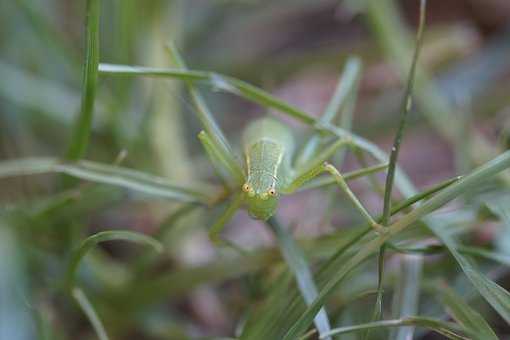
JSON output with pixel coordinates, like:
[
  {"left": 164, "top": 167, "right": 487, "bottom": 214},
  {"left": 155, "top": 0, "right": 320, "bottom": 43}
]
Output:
[
  {"left": 283, "top": 137, "right": 351, "bottom": 193},
  {"left": 284, "top": 159, "right": 384, "bottom": 233},
  {"left": 322, "top": 162, "right": 384, "bottom": 233},
  {"left": 208, "top": 193, "right": 243, "bottom": 245}
]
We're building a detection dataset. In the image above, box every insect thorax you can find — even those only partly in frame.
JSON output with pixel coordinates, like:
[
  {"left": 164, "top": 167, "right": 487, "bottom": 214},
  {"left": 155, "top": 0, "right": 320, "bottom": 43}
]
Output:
[{"left": 245, "top": 139, "right": 283, "bottom": 194}]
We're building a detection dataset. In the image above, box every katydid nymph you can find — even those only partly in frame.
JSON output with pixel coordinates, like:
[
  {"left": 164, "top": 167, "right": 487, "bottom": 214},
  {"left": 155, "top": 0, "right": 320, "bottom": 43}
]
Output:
[
  {"left": 164, "top": 44, "right": 386, "bottom": 244},
  {"left": 199, "top": 116, "right": 385, "bottom": 243}
]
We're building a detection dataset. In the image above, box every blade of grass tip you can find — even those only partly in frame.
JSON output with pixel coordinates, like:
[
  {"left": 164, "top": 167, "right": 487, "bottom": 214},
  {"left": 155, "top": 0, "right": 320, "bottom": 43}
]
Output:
[
  {"left": 295, "top": 56, "right": 362, "bottom": 167},
  {"left": 267, "top": 217, "right": 332, "bottom": 340},
  {"left": 390, "top": 175, "right": 461, "bottom": 213},
  {"left": 66, "top": 0, "right": 100, "bottom": 161},
  {"left": 314, "top": 316, "right": 475, "bottom": 340},
  {"left": 0, "top": 157, "right": 214, "bottom": 204},
  {"left": 283, "top": 151, "right": 510, "bottom": 340},
  {"left": 428, "top": 282, "right": 498, "bottom": 340},
  {"left": 72, "top": 287, "right": 109, "bottom": 340},
  {"left": 368, "top": 1, "right": 427, "bottom": 336},
  {"left": 165, "top": 43, "right": 244, "bottom": 186},
  {"left": 66, "top": 230, "right": 162, "bottom": 289}
]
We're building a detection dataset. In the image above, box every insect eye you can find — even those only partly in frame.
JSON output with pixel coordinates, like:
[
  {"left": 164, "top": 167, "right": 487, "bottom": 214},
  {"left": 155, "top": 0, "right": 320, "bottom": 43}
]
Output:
[
  {"left": 242, "top": 183, "right": 250, "bottom": 192},
  {"left": 268, "top": 189, "right": 277, "bottom": 196}
]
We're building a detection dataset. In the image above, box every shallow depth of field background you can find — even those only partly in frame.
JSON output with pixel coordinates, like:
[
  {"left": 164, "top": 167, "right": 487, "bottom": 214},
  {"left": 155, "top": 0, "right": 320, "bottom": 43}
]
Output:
[{"left": 1, "top": 1, "right": 510, "bottom": 339}]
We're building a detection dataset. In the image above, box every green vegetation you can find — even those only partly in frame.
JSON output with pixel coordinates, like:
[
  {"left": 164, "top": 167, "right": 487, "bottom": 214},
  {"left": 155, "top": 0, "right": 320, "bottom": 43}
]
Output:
[{"left": 1, "top": 0, "right": 510, "bottom": 339}]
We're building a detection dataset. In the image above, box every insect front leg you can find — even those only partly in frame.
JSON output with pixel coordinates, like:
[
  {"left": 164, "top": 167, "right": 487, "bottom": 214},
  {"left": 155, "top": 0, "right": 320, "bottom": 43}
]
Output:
[
  {"left": 208, "top": 193, "right": 243, "bottom": 245},
  {"left": 322, "top": 162, "right": 384, "bottom": 234},
  {"left": 284, "top": 140, "right": 385, "bottom": 234},
  {"left": 283, "top": 136, "right": 352, "bottom": 193}
]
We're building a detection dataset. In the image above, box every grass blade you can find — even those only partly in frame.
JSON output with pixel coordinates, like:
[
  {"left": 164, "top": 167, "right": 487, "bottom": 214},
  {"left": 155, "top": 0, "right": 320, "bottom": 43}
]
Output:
[
  {"left": 66, "top": 230, "right": 162, "bottom": 288},
  {"left": 66, "top": 0, "right": 100, "bottom": 160},
  {"left": 98, "top": 63, "right": 315, "bottom": 124},
  {"left": 315, "top": 316, "right": 475, "bottom": 340},
  {"left": 430, "top": 282, "right": 498, "bottom": 340},
  {"left": 0, "top": 157, "right": 214, "bottom": 204},
  {"left": 72, "top": 287, "right": 109, "bottom": 340},
  {"left": 430, "top": 226, "right": 510, "bottom": 324},
  {"left": 267, "top": 217, "right": 332, "bottom": 340},
  {"left": 370, "top": 3, "right": 427, "bottom": 337},
  {"left": 382, "top": 0, "right": 427, "bottom": 226}
]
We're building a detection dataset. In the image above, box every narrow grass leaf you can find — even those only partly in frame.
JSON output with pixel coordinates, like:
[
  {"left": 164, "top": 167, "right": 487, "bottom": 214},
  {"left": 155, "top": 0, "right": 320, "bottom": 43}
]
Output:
[
  {"left": 371, "top": 4, "right": 427, "bottom": 337},
  {"left": 267, "top": 217, "right": 332, "bottom": 340},
  {"left": 431, "top": 283, "right": 498, "bottom": 340},
  {"left": 430, "top": 228, "right": 510, "bottom": 325},
  {"left": 0, "top": 157, "right": 214, "bottom": 204},
  {"left": 66, "top": 230, "right": 162, "bottom": 288},
  {"left": 98, "top": 63, "right": 315, "bottom": 125},
  {"left": 72, "top": 287, "right": 109, "bottom": 340},
  {"left": 66, "top": 0, "right": 100, "bottom": 160}
]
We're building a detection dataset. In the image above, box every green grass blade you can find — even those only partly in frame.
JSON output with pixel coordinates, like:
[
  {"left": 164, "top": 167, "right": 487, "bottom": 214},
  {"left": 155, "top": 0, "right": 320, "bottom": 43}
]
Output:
[
  {"left": 283, "top": 150, "right": 510, "bottom": 339},
  {"left": 430, "top": 228, "right": 510, "bottom": 324},
  {"left": 66, "top": 230, "right": 162, "bottom": 288},
  {"left": 382, "top": 0, "right": 427, "bottom": 226},
  {"left": 430, "top": 283, "right": 498, "bottom": 340},
  {"left": 267, "top": 217, "right": 332, "bottom": 340},
  {"left": 66, "top": 0, "right": 100, "bottom": 160},
  {"left": 314, "top": 316, "right": 475, "bottom": 340},
  {"left": 98, "top": 63, "right": 316, "bottom": 124},
  {"left": 72, "top": 287, "right": 109, "bottom": 340},
  {"left": 371, "top": 3, "right": 426, "bottom": 336},
  {"left": 0, "top": 157, "right": 214, "bottom": 204}
]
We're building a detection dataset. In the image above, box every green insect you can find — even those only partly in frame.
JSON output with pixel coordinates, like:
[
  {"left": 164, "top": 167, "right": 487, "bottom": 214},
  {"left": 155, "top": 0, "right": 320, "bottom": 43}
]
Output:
[
  {"left": 163, "top": 46, "right": 387, "bottom": 244},
  {"left": 198, "top": 115, "right": 385, "bottom": 243}
]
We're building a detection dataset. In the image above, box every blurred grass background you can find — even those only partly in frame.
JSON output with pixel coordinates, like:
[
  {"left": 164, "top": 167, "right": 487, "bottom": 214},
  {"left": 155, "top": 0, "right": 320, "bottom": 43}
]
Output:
[{"left": 1, "top": 0, "right": 510, "bottom": 339}]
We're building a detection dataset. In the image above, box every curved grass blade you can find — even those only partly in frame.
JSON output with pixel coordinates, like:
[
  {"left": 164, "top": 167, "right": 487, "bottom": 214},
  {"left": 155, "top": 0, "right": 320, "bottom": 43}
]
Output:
[
  {"left": 72, "top": 287, "right": 109, "bottom": 340},
  {"left": 66, "top": 230, "right": 162, "bottom": 288},
  {"left": 313, "top": 316, "right": 475, "bottom": 340},
  {"left": 283, "top": 151, "right": 510, "bottom": 339},
  {"left": 0, "top": 157, "right": 214, "bottom": 204},
  {"left": 66, "top": 0, "right": 100, "bottom": 160},
  {"left": 267, "top": 217, "right": 332, "bottom": 340},
  {"left": 98, "top": 63, "right": 315, "bottom": 125}
]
